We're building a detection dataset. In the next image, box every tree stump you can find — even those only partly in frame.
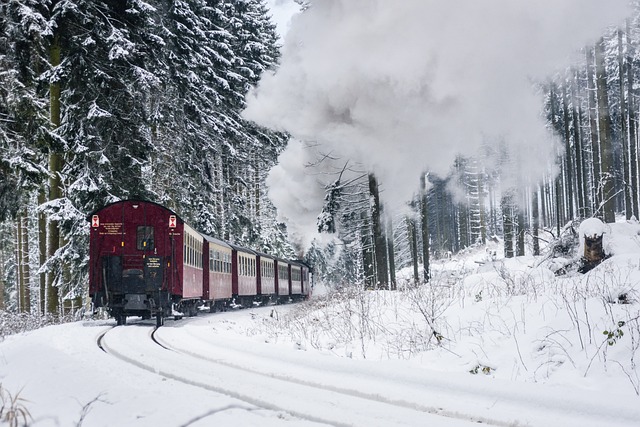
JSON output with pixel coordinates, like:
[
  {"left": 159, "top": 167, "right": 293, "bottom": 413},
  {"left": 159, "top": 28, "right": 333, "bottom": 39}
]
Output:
[{"left": 578, "top": 218, "right": 607, "bottom": 273}]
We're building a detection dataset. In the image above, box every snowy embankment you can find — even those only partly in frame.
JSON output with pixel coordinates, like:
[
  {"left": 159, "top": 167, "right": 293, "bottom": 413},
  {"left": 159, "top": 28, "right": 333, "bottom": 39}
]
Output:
[{"left": 0, "top": 220, "right": 639, "bottom": 426}]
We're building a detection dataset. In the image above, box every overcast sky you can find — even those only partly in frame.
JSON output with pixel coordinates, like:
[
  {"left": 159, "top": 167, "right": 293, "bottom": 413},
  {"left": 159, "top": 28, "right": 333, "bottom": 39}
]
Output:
[{"left": 265, "top": 0, "right": 301, "bottom": 39}]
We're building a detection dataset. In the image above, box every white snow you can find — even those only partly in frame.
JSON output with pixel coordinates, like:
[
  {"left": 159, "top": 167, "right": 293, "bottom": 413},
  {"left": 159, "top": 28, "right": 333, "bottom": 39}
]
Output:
[
  {"left": 579, "top": 217, "right": 607, "bottom": 239},
  {"left": 1, "top": 220, "right": 640, "bottom": 426}
]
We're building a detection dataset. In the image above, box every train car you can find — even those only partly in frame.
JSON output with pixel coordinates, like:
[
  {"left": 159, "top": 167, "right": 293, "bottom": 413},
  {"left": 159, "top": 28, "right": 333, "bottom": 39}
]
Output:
[
  {"left": 256, "top": 252, "right": 277, "bottom": 305},
  {"left": 181, "top": 223, "right": 204, "bottom": 315},
  {"left": 89, "top": 199, "right": 313, "bottom": 326},
  {"left": 88, "top": 200, "right": 202, "bottom": 326},
  {"left": 289, "top": 262, "right": 303, "bottom": 300},
  {"left": 289, "top": 259, "right": 312, "bottom": 300},
  {"left": 203, "top": 235, "right": 233, "bottom": 312},
  {"left": 230, "top": 244, "right": 258, "bottom": 307},
  {"left": 296, "top": 260, "right": 312, "bottom": 300},
  {"left": 276, "top": 259, "right": 291, "bottom": 304}
]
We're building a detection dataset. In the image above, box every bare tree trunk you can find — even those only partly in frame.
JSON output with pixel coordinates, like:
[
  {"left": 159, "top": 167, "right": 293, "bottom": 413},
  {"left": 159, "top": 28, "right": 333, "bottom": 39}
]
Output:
[
  {"left": 19, "top": 212, "right": 31, "bottom": 313},
  {"left": 540, "top": 177, "right": 548, "bottom": 228},
  {"left": 571, "top": 71, "right": 589, "bottom": 218},
  {"left": 407, "top": 217, "right": 419, "bottom": 285},
  {"left": 368, "top": 173, "right": 388, "bottom": 289},
  {"left": 360, "top": 211, "right": 375, "bottom": 288},
  {"left": 549, "top": 85, "right": 564, "bottom": 235},
  {"left": 47, "top": 31, "right": 62, "bottom": 314},
  {"left": 455, "top": 157, "right": 469, "bottom": 249},
  {"left": 532, "top": 189, "right": 540, "bottom": 256},
  {"left": 38, "top": 189, "right": 46, "bottom": 315},
  {"left": 586, "top": 47, "right": 602, "bottom": 216},
  {"left": 0, "top": 231, "right": 5, "bottom": 310},
  {"left": 386, "top": 217, "right": 396, "bottom": 290},
  {"left": 221, "top": 148, "right": 230, "bottom": 241},
  {"left": 420, "top": 173, "right": 430, "bottom": 282},
  {"left": 502, "top": 190, "right": 514, "bottom": 258},
  {"left": 627, "top": 19, "right": 639, "bottom": 219},
  {"left": 475, "top": 161, "right": 487, "bottom": 245},
  {"left": 595, "top": 37, "right": 616, "bottom": 223},
  {"left": 555, "top": 174, "right": 563, "bottom": 236},
  {"left": 254, "top": 154, "right": 261, "bottom": 221},
  {"left": 516, "top": 197, "right": 525, "bottom": 257},
  {"left": 619, "top": 29, "right": 633, "bottom": 220},
  {"left": 561, "top": 84, "right": 575, "bottom": 219},
  {"left": 15, "top": 218, "right": 23, "bottom": 312}
]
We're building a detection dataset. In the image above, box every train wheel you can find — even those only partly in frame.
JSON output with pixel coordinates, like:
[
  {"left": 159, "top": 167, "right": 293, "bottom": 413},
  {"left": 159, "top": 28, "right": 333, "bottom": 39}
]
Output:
[{"left": 156, "top": 313, "right": 164, "bottom": 328}]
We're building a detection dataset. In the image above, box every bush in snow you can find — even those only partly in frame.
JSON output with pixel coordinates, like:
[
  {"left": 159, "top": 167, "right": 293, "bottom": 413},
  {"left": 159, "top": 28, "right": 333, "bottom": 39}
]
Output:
[
  {"left": 0, "top": 383, "right": 31, "bottom": 427},
  {"left": 0, "top": 312, "right": 77, "bottom": 341}
]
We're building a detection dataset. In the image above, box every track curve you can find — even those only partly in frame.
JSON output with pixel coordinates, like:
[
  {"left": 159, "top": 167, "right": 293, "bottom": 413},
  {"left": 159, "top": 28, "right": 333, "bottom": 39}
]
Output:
[{"left": 96, "top": 322, "right": 500, "bottom": 427}]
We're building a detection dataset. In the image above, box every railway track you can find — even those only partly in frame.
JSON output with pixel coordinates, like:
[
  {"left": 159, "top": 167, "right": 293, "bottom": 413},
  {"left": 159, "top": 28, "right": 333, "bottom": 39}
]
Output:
[{"left": 97, "top": 322, "right": 507, "bottom": 427}]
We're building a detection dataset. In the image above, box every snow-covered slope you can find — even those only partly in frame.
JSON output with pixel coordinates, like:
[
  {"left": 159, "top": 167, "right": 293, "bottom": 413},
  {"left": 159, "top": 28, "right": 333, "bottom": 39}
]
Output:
[{"left": 0, "top": 220, "right": 639, "bottom": 426}]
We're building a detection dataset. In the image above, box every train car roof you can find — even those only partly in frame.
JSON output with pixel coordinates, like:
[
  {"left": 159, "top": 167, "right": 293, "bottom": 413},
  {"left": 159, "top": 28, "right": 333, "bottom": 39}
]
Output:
[
  {"left": 228, "top": 242, "right": 257, "bottom": 255},
  {"left": 292, "top": 259, "right": 311, "bottom": 267},
  {"left": 290, "top": 259, "right": 313, "bottom": 271},
  {"left": 254, "top": 251, "right": 279, "bottom": 261},
  {"left": 201, "top": 234, "right": 232, "bottom": 249},
  {"left": 86, "top": 199, "right": 185, "bottom": 223}
]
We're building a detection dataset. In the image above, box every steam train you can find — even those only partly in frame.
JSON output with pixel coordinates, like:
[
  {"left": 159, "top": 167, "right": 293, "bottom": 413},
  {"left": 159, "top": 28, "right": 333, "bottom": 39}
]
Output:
[{"left": 88, "top": 200, "right": 311, "bottom": 327}]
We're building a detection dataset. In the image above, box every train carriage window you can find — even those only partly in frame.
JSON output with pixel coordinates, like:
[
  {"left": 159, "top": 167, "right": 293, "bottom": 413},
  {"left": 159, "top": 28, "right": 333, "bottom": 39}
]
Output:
[
  {"left": 292, "top": 267, "right": 301, "bottom": 282},
  {"left": 137, "top": 226, "right": 155, "bottom": 251},
  {"left": 279, "top": 265, "right": 289, "bottom": 280},
  {"left": 197, "top": 241, "right": 201, "bottom": 269},
  {"left": 215, "top": 251, "right": 219, "bottom": 271},
  {"left": 187, "top": 236, "right": 191, "bottom": 266},
  {"left": 188, "top": 236, "right": 191, "bottom": 266}
]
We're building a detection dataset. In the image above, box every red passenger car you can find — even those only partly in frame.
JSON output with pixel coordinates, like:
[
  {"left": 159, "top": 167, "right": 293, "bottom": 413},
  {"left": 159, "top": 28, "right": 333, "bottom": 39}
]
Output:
[
  {"left": 276, "top": 260, "right": 290, "bottom": 304},
  {"left": 230, "top": 244, "right": 258, "bottom": 307},
  {"left": 89, "top": 199, "right": 312, "bottom": 326},
  {"left": 203, "top": 235, "right": 233, "bottom": 312},
  {"left": 256, "top": 252, "right": 277, "bottom": 305},
  {"left": 88, "top": 200, "right": 202, "bottom": 326}
]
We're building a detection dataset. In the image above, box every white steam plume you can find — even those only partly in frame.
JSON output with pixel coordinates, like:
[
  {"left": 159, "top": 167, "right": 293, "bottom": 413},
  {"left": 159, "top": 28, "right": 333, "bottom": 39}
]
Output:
[{"left": 245, "top": 0, "right": 632, "bottom": 250}]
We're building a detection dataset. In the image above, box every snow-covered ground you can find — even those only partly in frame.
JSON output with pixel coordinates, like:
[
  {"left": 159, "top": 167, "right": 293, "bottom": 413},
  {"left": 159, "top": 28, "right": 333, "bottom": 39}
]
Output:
[{"left": 1, "top": 219, "right": 640, "bottom": 426}]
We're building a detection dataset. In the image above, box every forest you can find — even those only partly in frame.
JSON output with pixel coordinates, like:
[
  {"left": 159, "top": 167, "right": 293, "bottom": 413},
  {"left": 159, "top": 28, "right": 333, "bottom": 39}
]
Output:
[
  {"left": 0, "top": 0, "right": 290, "bottom": 317},
  {"left": 2, "top": 0, "right": 640, "bottom": 320}
]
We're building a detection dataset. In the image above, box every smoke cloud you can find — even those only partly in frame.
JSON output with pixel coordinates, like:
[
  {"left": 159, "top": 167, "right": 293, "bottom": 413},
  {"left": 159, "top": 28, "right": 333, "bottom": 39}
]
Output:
[{"left": 245, "top": 0, "right": 632, "bottom": 249}]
